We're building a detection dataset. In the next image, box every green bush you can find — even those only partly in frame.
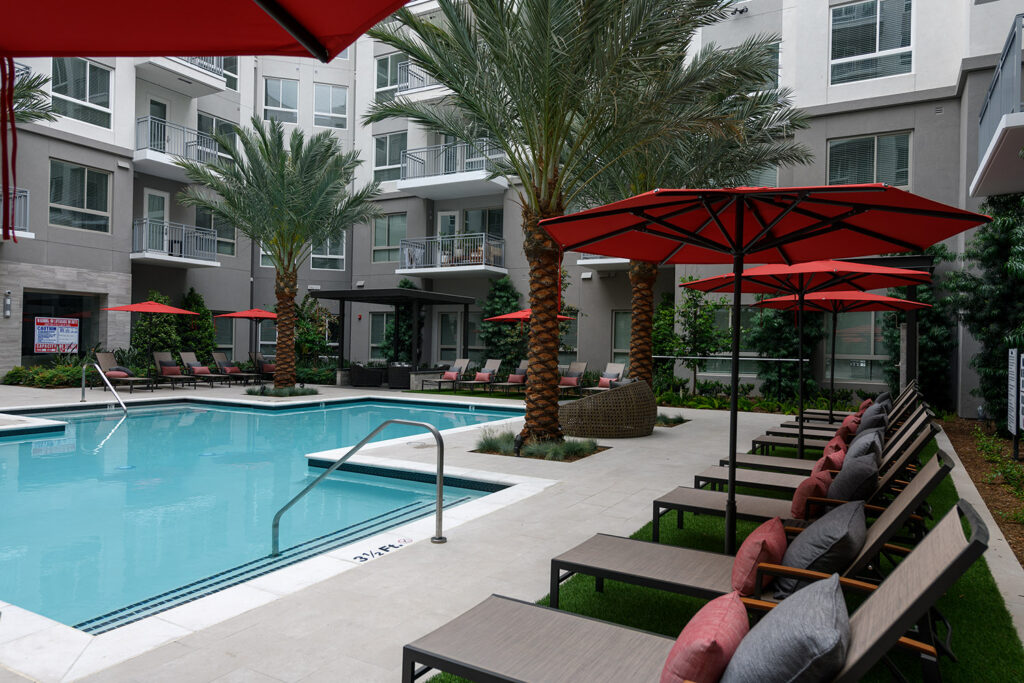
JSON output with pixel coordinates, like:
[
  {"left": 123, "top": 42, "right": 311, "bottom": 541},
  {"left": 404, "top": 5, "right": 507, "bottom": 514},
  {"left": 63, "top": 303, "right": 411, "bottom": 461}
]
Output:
[
  {"left": 178, "top": 287, "right": 217, "bottom": 364},
  {"left": 245, "top": 386, "right": 319, "bottom": 397},
  {"left": 2, "top": 366, "right": 29, "bottom": 385},
  {"left": 476, "top": 428, "right": 516, "bottom": 454},
  {"left": 295, "top": 365, "right": 336, "bottom": 385}
]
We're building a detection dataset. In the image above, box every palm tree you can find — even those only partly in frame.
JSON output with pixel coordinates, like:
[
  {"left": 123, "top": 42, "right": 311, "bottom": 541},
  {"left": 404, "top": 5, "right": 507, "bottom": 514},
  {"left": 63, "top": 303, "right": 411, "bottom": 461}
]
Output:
[
  {"left": 13, "top": 70, "right": 57, "bottom": 124},
  {"left": 367, "top": 0, "right": 742, "bottom": 443},
  {"left": 177, "top": 117, "right": 379, "bottom": 388}
]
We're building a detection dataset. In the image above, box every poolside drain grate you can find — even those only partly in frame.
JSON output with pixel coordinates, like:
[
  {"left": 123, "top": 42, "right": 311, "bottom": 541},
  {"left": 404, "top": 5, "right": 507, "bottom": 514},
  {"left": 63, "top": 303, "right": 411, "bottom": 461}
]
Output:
[{"left": 75, "top": 497, "right": 470, "bottom": 634}]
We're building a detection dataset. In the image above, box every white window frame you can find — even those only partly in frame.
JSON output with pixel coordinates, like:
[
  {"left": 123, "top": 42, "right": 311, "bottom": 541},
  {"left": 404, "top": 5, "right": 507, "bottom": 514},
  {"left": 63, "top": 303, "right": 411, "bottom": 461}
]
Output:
[
  {"left": 373, "top": 132, "right": 406, "bottom": 182},
  {"left": 263, "top": 77, "right": 298, "bottom": 123},
  {"left": 610, "top": 311, "right": 629, "bottom": 365},
  {"left": 462, "top": 207, "right": 504, "bottom": 239},
  {"left": 311, "top": 234, "right": 345, "bottom": 270},
  {"left": 826, "top": 310, "right": 890, "bottom": 384},
  {"left": 375, "top": 52, "right": 405, "bottom": 102},
  {"left": 259, "top": 246, "right": 274, "bottom": 268},
  {"left": 437, "top": 211, "right": 459, "bottom": 236},
  {"left": 370, "top": 311, "right": 395, "bottom": 361},
  {"left": 259, "top": 321, "right": 278, "bottom": 357},
  {"left": 51, "top": 57, "right": 112, "bottom": 129},
  {"left": 197, "top": 111, "right": 236, "bottom": 165},
  {"left": 372, "top": 213, "right": 407, "bottom": 262},
  {"left": 826, "top": 130, "right": 911, "bottom": 189},
  {"left": 313, "top": 83, "right": 348, "bottom": 129},
  {"left": 222, "top": 56, "right": 239, "bottom": 91},
  {"left": 829, "top": 0, "right": 913, "bottom": 85},
  {"left": 195, "top": 206, "right": 236, "bottom": 257},
  {"left": 48, "top": 159, "right": 111, "bottom": 233}
]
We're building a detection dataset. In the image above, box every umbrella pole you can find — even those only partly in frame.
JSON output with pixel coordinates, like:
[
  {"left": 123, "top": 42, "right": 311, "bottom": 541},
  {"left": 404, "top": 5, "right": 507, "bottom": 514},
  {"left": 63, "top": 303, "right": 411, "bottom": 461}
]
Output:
[
  {"left": 829, "top": 309, "right": 838, "bottom": 423},
  {"left": 797, "top": 284, "right": 805, "bottom": 459},
  {"left": 725, "top": 246, "right": 744, "bottom": 556}
]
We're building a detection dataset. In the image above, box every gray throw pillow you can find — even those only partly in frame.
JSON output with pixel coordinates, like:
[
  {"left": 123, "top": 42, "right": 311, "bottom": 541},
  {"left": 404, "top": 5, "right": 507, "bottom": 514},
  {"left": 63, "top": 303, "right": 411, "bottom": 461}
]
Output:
[
  {"left": 722, "top": 574, "right": 850, "bottom": 683},
  {"left": 601, "top": 371, "right": 619, "bottom": 379},
  {"left": 158, "top": 360, "right": 178, "bottom": 369},
  {"left": 775, "top": 501, "right": 866, "bottom": 599},
  {"left": 859, "top": 403, "right": 888, "bottom": 431},
  {"left": 875, "top": 391, "right": 891, "bottom": 404},
  {"left": 110, "top": 365, "right": 134, "bottom": 376},
  {"left": 847, "top": 429, "right": 883, "bottom": 464},
  {"left": 828, "top": 454, "right": 879, "bottom": 503}
]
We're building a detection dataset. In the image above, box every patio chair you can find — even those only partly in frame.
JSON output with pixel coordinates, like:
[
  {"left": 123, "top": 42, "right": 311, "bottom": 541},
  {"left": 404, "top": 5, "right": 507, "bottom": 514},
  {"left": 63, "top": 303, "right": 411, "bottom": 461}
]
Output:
[
  {"left": 801, "top": 380, "right": 917, "bottom": 423},
  {"left": 774, "top": 389, "right": 920, "bottom": 437},
  {"left": 179, "top": 351, "right": 233, "bottom": 387},
  {"left": 456, "top": 359, "right": 501, "bottom": 392},
  {"left": 421, "top": 358, "right": 469, "bottom": 392},
  {"left": 95, "top": 351, "right": 153, "bottom": 393},
  {"left": 212, "top": 351, "right": 259, "bottom": 385},
  {"left": 250, "top": 351, "right": 276, "bottom": 381},
  {"left": 582, "top": 362, "right": 626, "bottom": 394},
  {"left": 402, "top": 499, "right": 987, "bottom": 683},
  {"left": 490, "top": 361, "right": 527, "bottom": 394},
  {"left": 152, "top": 352, "right": 197, "bottom": 390},
  {"left": 559, "top": 380, "right": 656, "bottom": 439},
  {"left": 557, "top": 360, "right": 588, "bottom": 397}
]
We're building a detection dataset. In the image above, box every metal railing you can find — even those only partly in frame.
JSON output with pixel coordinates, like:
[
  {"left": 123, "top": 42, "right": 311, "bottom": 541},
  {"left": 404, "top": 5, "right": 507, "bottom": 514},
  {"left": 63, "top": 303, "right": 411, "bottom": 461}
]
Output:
[
  {"left": 14, "top": 62, "right": 30, "bottom": 80},
  {"left": 3, "top": 188, "right": 29, "bottom": 231},
  {"left": 979, "top": 13, "right": 1024, "bottom": 164},
  {"left": 399, "top": 232, "right": 505, "bottom": 269},
  {"left": 271, "top": 419, "right": 446, "bottom": 556},
  {"left": 397, "top": 61, "right": 440, "bottom": 92},
  {"left": 82, "top": 363, "right": 128, "bottom": 414},
  {"left": 135, "top": 116, "right": 221, "bottom": 164},
  {"left": 177, "top": 56, "right": 226, "bottom": 77},
  {"left": 577, "top": 253, "right": 627, "bottom": 261},
  {"left": 401, "top": 140, "right": 505, "bottom": 180},
  {"left": 131, "top": 218, "right": 218, "bottom": 262}
]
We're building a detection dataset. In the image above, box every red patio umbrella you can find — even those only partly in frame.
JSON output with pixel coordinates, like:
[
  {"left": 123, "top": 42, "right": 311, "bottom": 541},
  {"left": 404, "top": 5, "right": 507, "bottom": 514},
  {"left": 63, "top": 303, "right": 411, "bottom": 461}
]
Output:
[
  {"left": 215, "top": 308, "right": 277, "bottom": 356},
  {"left": 754, "top": 292, "right": 932, "bottom": 422},
  {"left": 485, "top": 308, "right": 574, "bottom": 323},
  {"left": 682, "top": 260, "right": 931, "bottom": 454},
  {"left": 542, "top": 184, "right": 989, "bottom": 553},
  {"left": 103, "top": 301, "right": 198, "bottom": 315}
]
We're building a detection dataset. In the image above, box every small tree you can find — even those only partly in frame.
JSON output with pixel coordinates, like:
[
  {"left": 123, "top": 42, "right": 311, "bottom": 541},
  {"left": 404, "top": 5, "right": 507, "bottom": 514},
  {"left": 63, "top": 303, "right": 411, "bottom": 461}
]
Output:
[
  {"left": 651, "top": 293, "right": 682, "bottom": 393},
  {"left": 675, "top": 278, "right": 731, "bottom": 393},
  {"left": 479, "top": 276, "right": 525, "bottom": 369},
  {"left": 177, "top": 287, "right": 216, "bottom": 364},
  {"left": 382, "top": 279, "right": 419, "bottom": 363},
  {"left": 130, "top": 290, "right": 181, "bottom": 359},
  {"left": 295, "top": 294, "right": 336, "bottom": 365},
  {"left": 746, "top": 301, "right": 824, "bottom": 401}
]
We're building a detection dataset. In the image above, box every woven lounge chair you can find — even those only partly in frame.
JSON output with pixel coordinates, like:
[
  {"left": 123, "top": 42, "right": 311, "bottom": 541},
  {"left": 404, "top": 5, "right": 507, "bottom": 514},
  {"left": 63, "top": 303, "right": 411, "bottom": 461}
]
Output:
[
  {"left": 422, "top": 358, "right": 469, "bottom": 392},
  {"left": 403, "top": 499, "right": 987, "bottom": 683},
  {"left": 490, "top": 361, "right": 527, "bottom": 394},
  {"left": 559, "top": 380, "right": 656, "bottom": 439},
  {"left": 95, "top": 351, "right": 152, "bottom": 393},
  {"left": 152, "top": 352, "right": 197, "bottom": 390},
  {"left": 582, "top": 362, "right": 626, "bottom": 394},
  {"left": 456, "top": 359, "right": 501, "bottom": 392},
  {"left": 557, "top": 360, "right": 588, "bottom": 397},
  {"left": 179, "top": 351, "right": 233, "bottom": 387},
  {"left": 212, "top": 351, "right": 259, "bottom": 385}
]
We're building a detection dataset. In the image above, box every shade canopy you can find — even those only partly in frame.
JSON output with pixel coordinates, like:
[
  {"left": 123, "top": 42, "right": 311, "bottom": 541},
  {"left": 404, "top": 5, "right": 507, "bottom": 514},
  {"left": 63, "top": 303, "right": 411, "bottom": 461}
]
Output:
[
  {"left": 215, "top": 308, "right": 277, "bottom": 320},
  {"left": 681, "top": 260, "right": 931, "bottom": 294},
  {"left": 755, "top": 291, "right": 933, "bottom": 314},
  {"left": 485, "top": 308, "right": 573, "bottom": 323},
  {"left": 103, "top": 301, "right": 198, "bottom": 315}
]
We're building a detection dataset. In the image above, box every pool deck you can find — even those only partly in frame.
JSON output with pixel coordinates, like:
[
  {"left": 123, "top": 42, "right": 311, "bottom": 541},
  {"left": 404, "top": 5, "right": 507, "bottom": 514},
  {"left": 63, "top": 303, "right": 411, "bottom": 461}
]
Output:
[{"left": 0, "top": 383, "right": 1021, "bottom": 682}]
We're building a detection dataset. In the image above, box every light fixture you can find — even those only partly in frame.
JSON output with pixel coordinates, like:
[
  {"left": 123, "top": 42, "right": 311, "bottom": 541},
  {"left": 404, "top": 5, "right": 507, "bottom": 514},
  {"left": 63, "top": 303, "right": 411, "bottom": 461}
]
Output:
[
  {"left": 581, "top": 272, "right": 593, "bottom": 280},
  {"left": 355, "top": 280, "right": 365, "bottom": 288},
  {"left": 3, "top": 291, "right": 10, "bottom": 319}
]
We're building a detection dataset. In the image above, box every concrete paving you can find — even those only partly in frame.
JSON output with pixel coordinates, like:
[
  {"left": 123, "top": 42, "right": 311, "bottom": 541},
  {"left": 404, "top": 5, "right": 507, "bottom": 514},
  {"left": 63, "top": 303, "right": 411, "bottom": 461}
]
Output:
[{"left": 0, "top": 383, "right": 1020, "bottom": 681}]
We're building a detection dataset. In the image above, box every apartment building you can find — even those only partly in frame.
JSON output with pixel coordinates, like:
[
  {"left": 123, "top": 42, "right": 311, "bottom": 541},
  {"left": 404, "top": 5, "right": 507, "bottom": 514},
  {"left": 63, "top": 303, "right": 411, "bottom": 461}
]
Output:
[{"left": 1, "top": 0, "right": 1021, "bottom": 419}]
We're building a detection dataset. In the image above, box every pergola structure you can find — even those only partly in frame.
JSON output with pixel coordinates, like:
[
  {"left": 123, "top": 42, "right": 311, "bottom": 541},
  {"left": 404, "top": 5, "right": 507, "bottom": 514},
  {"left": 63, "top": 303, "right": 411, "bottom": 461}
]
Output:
[{"left": 312, "top": 289, "right": 476, "bottom": 370}]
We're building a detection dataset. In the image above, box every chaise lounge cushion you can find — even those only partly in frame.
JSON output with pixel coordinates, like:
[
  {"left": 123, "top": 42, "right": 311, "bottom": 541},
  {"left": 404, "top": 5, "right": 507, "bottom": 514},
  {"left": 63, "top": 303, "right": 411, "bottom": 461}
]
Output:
[
  {"left": 827, "top": 453, "right": 878, "bottom": 503},
  {"left": 721, "top": 574, "right": 849, "bottom": 683},
  {"left": 775, "top": 501, "right": 866, "bottom": 599},
  {"left": 661, "top": 591, "right": 749, "bottom": 683},
  {"left": 731, "top": 517, "right": 787, "bottom": 595}
]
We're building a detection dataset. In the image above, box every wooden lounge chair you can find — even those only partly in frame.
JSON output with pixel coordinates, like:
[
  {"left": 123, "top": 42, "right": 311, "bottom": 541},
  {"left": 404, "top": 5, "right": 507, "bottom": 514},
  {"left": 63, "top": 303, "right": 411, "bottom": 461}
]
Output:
[
  {"left": 582, "top": 362, "right": 626, "bottom": 394},
  {"left": 456, "top": 358, "right": 501, "bottom": 392},
  {"left": 179, "top": 351, "right": 233, "bottom": 387},
  {"left": 250, "top": 351, "right": 276, "bottom": 381},
  {"left": 801, "top": 381, "right": 916, "bottom": 423},
  {"left": 95, "top": 351, "right": 152, "bottom": 393},
  {"left": 557, "top": 360, "right": 588, "bottom": 397},
  {"left": 211, "top": 351, "right": 259, "bottom": 385},
  {"left": 152, "top": 352, "right": 197, "bottom": 390},
  {"left": 490, "top": 361, "right": 527, "bottom": 394},
  {"left": 422, "top": 358, "right": 469, "bottom": 392},
  {"left": 775, "top": 390, "right": 919, "bottom": 436},
  {"left": 403, "top": 499, "right": 987, "bottom": 683}
]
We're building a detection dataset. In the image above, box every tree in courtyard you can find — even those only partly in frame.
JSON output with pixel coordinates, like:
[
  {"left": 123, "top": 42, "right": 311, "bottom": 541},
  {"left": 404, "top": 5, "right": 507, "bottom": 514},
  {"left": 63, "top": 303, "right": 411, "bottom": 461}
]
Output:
[
  {"left": 368, "top": 0, "right": 740, "bottom": 442},
  {"left": 675, "top": 278, "right": 731, "bottom": 393},
  {"left": 295, "top": 294, "right": 337, "bottom": 365},
  {"left": 479, "top": 276, "right": 525, "bottom": 370},
  {"left": 746, "top": 299, "right": 824, "bottom": 401},
  {"left": 129, "top": 289, "right": 181, "bottom": 359},
  {"left": 177, "top": 287, "right": 217, "bottom": 365},
  {"left": 382, "top": 278, "right": 420, "bottom": 363},
  {"left": 651, "top": 293, "right": 683, "bottom": 394},
  {"left": 177, "top": 117, "right": 379, "bottom": 387}
]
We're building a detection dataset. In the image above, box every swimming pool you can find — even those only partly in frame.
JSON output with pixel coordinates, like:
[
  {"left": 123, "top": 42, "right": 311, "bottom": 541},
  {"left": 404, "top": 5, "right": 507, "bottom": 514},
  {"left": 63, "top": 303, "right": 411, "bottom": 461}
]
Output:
[{"left": 0, "top": 399, "right": 518, "bottom": 632}]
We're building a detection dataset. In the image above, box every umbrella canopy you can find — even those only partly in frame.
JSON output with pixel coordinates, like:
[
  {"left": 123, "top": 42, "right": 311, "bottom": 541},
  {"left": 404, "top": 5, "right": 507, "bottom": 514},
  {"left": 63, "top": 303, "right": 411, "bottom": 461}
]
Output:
[
  {"left": 103, "top": 301, "right": 198, "bottom": 315},
  {"left": 756, "top": 292, "right": 932, "bottom": 422},
  {"left": 485, "top": 308, "right": 573, "bottom": 323},
  {"left": 214, "top": 308, "right": 278, "bottom": 320},
  {"left": 542, "top": 184, "right": 989, "bottom": 554}
]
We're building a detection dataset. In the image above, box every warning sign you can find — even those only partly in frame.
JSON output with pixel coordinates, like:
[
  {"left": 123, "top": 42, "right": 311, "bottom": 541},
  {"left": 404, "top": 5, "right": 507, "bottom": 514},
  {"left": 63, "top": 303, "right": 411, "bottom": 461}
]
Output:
[{"left": 34, "top": 317, "right": 80, "bottom": 353}]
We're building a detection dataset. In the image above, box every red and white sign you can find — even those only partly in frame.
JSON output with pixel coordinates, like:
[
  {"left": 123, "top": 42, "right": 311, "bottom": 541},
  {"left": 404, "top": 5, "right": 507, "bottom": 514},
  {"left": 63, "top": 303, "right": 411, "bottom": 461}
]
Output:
[{"left": 34, "top": 317, "right": 80, "bottom": 353}]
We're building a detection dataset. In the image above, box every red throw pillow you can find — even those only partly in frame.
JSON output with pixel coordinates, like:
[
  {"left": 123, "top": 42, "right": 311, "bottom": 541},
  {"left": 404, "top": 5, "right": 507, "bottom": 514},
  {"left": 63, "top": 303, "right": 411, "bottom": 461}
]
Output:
[
  {"left": 442, "top": 370, "right": 460, "bottom": 381},
  {"left": 823, "top": 448, "right": 846, "bottom": 471},
  {"left": 811, "top": 455, "right": 837, "bottom": 479},
  {"left": 192, "top": 366, "right": 211, "bottom": 375},
  {"left": 731, "top": 517, "right": 787, "bottom": 596},
  {"left": 105, "top": 371, "right": 128, "bottom": 378},
  {"left": 475, "top": 372, "right": 491, "bottom": 382},
  {"left": 161, "top": 365, "right": 180, "bottom": 376},
  {"left": 598, "top": 376, "right": 612, "bottom": 388},
  {"left": 262, "top": 363, "right": 276, "bottom": 373},
  {"left": 835, "top": 424, "right": 854, "bottom": 444},
  {"left": 858, "top": 398, "right": 874, "bottom": 414},
  {"left": 790, "top": 471, "right": 832, "bottom": 519},
  {"left": 559, "top": 375, "right": 580, "bottom": 387},
  {"left": 224, "top": 366, "right": 241, "bottom": 374},
  {"left": 840, "top": 414, "right": 860, "bottom": 436},
  {"left": 508, "top": 373, "right": 525, "bottom": 383},
  {"left": 660, "top": 591, "right": 749, "bottom": 683},
  {"left": 823, "top": 436, "right": 846, "bottom": 456}
]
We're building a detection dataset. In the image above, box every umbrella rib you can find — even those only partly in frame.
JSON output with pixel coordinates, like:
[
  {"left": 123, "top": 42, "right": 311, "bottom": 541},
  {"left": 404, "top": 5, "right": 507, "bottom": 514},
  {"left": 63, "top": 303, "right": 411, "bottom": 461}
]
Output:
[
  {"left": 701, "top": 198, "right": 737, "bottom": 251},
  {"left": 638, "top": 210, "right": 735, "bottom": 254},
  {"left": 751, "top": 207, "right": 867, "bottom": 253},
  {"left": 742, "top": 192, "right": 808, "bottom": 254},
  {"left": 542, "top": 197, "right": 705, "bottom": 225},
  {"left": 250, "top": 0, "right": 330, "bottom": 62},
  {"left": 796, "top": 195, "right": 989, "bottom": 221}
]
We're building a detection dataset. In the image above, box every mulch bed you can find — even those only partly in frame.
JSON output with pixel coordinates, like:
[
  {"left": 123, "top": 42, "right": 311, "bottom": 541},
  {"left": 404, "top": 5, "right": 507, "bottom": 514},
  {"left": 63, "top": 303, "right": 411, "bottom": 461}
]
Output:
[{"left": 940, "top": 417, "right": 1024, "bottom": 569}]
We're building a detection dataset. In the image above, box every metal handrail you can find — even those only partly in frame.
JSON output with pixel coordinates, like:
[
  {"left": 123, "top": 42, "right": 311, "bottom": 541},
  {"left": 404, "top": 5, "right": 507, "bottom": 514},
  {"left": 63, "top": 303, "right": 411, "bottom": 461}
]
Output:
[
  {"left": 271, "top": 419, "right": 446, "bottom": 557},
  {"left": 87, "top": 363, "right": 128, "bottom": 414}
]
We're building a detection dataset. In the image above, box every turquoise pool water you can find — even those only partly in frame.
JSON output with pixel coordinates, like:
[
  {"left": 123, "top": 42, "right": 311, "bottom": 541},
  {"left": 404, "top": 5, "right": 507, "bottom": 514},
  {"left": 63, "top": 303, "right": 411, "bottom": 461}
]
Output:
[{"left": 0, "top": 399, "right": 517, "bottom": 631}]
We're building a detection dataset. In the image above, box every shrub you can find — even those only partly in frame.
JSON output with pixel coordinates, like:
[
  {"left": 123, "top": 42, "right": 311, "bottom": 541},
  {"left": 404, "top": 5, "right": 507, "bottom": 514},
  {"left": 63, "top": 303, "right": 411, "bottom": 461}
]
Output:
[
  {"left": 130, "top": 290, "right": 182, "bottom": 356},
  {"left": 178, "top": 287, "right": 217, "bottom": 364},
  {"left": 3, "top": 366, "right": 29, "bottom": 385},
  {"left": 476, "top": 428, "right": 516, "bottom": 454},
  {"left": 654, "top": 412, "right": 687, "bottom": 426},
  {"left": 245, "top": 386, "right": 319, "bottom": 397},
  {"left": 295, "top": 365, "right": 335, "bottom": 385}
]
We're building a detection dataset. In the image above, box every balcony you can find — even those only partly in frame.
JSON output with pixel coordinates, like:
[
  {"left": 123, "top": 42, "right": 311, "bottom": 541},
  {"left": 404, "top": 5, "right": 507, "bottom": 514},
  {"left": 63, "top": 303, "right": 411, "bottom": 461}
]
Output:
[
  {"left": 396, "top": 233, "right": 508, "bottom": 278},
  {"left": 971, "top": 13, "right": 1024, "bottom": 197},
  {"left": 1, "top": 188, "right": 31, "bottom": 238},
  {"left": 134, "top": 56, "right": 226, "bottom": 98},
  {"left": 397, "top": 61, "right": 441, "bottom": 93},
  {"left": 14, "top": 62, "right": 30, "bottom": 80},
  {"left": 130, "top": 218, "right": 220, "bottom": 268},
  {"left": 134, "top": 116, "right": 221, "bottom": 182},
  {"left": 575, "top": 252, "right": 630, "bottom": 271},
  {"left": 396, "top": 141, "right": 508, "bottom": 200}
]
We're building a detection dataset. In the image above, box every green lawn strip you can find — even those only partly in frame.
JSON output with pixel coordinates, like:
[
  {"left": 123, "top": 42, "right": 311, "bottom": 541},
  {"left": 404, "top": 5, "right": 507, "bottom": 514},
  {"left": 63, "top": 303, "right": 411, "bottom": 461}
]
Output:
[{"left": 429, "top": 439, "right": 1024, "bottom": 682}]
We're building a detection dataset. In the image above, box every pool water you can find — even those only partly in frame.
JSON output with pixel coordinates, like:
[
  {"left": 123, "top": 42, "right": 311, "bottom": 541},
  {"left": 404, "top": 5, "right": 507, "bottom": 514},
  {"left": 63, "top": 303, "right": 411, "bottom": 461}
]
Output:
[{"left": 0, "top": 400, "right": 516, "bottom": 631}]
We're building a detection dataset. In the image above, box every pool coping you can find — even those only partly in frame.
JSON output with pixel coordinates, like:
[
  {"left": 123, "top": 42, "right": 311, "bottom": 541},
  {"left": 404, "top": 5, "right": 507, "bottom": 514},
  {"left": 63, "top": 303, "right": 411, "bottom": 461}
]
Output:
[{"left": 0, "top": 399, "right": 546, "bottom": 683}]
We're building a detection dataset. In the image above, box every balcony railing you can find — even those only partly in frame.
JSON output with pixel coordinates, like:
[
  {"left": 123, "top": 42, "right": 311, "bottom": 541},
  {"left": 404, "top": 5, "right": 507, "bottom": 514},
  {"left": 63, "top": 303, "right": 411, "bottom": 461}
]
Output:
[
  {"left": 132, "top": 218, "right": 217, "bottom": 262},
  {"left": 397, "top": 61, "right": 440, "bottom": 92},
  {"left": 177, "top": 56, "right": 225, "bottom": 77},
  {"left": 3, "top": 188, "right": 29, "bottom": 231},
  {"left": 136, "top": 116, "right": 220, "bottom": 164},
  {"left": 14, "top": 62, "right": 30, "bottom": 80},
  {"left": 399, "top": 233, "right": 504, "bottom": 270},
  {"left": 401, "top": 140, "right": 505, "bottom": 180},
  {"left": 979, "top": 13, "right": 1024, "bottom": 164}
]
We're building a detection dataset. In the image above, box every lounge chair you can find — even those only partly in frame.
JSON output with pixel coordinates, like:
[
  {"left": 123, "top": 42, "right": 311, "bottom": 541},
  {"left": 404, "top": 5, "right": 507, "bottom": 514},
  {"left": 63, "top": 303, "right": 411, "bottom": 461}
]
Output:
[
  {"left": 95, "top": 351, "right": 152, "bottom": 393},
  {"left": 775, "top": 390, "right": 920, "bottom": 437},
  {"left": 250, "top": 351, "right": 276, "bottom": 381},
  {"left": 490, "top": 362, "right": 527, "bottom": 394},
  {"left": 211, "top": 351, "right": 260, "bottom": 385},
  {"left": 582, "top": 362, "right": 626, "bottom": 394},
  {"left": 152, "top": 352, "right": 197, "bottom": 390},
  {"left": 801, "top": 381, "right": 916, "bottom": 423},
  {"left": 422, "top": 358, "right": 469, "bottom": 392},
  {"left": 402, "top": 499, "right": 987, "bottom": 683},
  {"left": 557, "top": 360, "right": 588, "bottom": 397},
  {"left": 559, "top": 380, "right": 656, "bottom": 438},
  {"left": 179, "top": 351, "right": 233, "bottom": 387},
  {"left": 456, "top": 359, "right": 501, "bottom": 392}
]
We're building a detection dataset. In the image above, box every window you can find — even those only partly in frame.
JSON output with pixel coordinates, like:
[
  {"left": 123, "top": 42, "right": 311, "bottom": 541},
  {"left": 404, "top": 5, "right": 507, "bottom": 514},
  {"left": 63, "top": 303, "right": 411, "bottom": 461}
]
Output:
[
  {"left": 763, "top": 42, "right": 780, "bottom": 90},
  {"left": 197, "top": 112, "right": 235, "bottom": 164},
  {"left": 437, "top": 311, "right": 458, "bottom": 362},
  {"left": 748, "top": 165, "right": 779, "bottom": 188},
  {"left": 467, "top": 312, "right": 485, "bottom": 366},
  {"left": 825, "top": 311, "right": 890, "bottom": 382},
  {"left": 830, "top": 0, "right": 912, "bottom": 84},
  {"left": 195, "top": 206, "right": 236, "bottom": 256},
  {"left": 264, "top": 77, "right": 298, "bottom": 123},
  {"left": 222, "top": 57, "right": 238, "bottom": 91},
  {"left": 339, "top": 48, "right": 349, "bottom": 60},
  {"left": 49, "top": 159, "right": 110, "bottom": 232},
  {"left": 560, "top": 317, "right": 579, "bottom": 366},
  {"left": 828, "top": 132, "right": 910, "bottom": 188},
  {"left": 374, "top": 132, "right": 407, "bottom": 181},
  {"left": 370, "top": 311, "right": 394, "bottom": 361},
  {"left": 463, "top": 208, "right": 503, "bottom": 238},
  {"left": 212, "top": 312, "right": 234, "bottom": 355},
  {"left": 51, "top": 57, "right": 111, "bottom": 128},
  {"left": 372, "top": 213, "right": 407, "bottom": 262},
  {"left": 314, "top": 83, "right": 347, "bottom": 128},
  {"left": 259, "top": 322, "right": 277, "bottom": 356},
  {"left": 260, "top": 247, "right": 274, "bottom": 268},
  {"left": 311, "top": 234, "right": 345, "bottom": 270},
  {"left": 704, "top": 306, "right": 759, "bottom": 375},
  {"left": 375, "top": 52, "right": 406, "bottom": 102},
  {"left": 611, "top": 311, "right": 630, "bottom": 364}
]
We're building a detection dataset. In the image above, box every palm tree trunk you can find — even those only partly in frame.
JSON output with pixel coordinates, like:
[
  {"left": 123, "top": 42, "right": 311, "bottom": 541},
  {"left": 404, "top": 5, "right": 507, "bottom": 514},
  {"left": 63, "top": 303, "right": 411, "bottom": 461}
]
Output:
[
  {"left": 274, "top": 267, "right": 298, "bottom": 388},
  {"left": 628, "top": 260, "right": 658, "bottom": 385},
  {"left": 521, "top": 208, "right": 563, "bottom": 444}
]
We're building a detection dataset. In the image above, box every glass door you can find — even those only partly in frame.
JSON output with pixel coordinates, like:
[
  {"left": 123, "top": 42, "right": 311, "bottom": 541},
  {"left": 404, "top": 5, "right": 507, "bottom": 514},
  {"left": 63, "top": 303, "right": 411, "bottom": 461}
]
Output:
[
  {"left": 143, "top": 189, "right": 170, "bottom": 253},
  {"left": 149, "top": 99, "right": 168, "bottom": 152}
]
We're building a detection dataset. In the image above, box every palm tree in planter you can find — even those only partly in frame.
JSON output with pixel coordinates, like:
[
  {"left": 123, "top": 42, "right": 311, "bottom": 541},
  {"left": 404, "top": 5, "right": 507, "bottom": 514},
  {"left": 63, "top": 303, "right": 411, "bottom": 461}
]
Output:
[
  {"left": 177, "top": 117, "right": 379, "bottom": 387},
  {"left": 367, "top": 0, "right": 740, "bottom": 443}
]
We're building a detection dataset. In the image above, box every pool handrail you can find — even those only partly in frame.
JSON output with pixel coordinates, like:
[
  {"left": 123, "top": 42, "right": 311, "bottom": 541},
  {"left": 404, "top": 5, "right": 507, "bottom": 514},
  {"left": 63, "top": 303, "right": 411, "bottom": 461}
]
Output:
[
  {"left": 271, "top": 419, "right": 446, "bottom": 557},
  {"left": 90, "top": 363, "right": 128, "bottom": 414}
]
